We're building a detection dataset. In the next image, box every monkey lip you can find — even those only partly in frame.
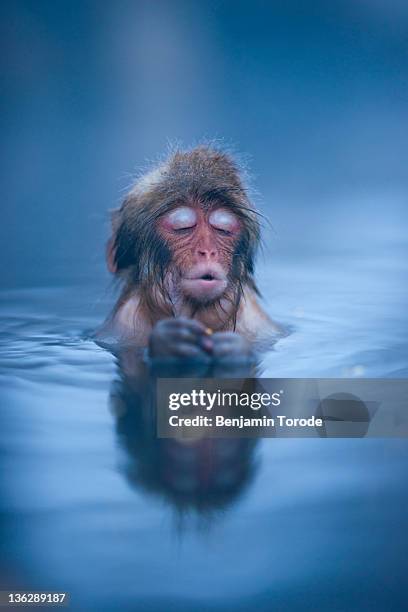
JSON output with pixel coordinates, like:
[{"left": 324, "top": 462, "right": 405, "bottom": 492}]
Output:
[{"left": 182, "top": 268, "right": 228, "bottom": 299}]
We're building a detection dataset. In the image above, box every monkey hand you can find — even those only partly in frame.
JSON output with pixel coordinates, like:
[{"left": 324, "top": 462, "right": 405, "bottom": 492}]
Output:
[
  {"left": 148, "top": 318, "right": 212, "bottom": 361},
  {"left": 210, "top": 331, "right": 254, "bottom": 363}
]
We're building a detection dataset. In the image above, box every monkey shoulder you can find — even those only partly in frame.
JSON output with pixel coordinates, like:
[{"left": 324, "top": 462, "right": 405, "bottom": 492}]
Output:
[
  {"left": 237, "top": 288, "right": 282, "bottom": 346},
  {"left": 98, "top": 292, "right": 151, "bottom": 347}
]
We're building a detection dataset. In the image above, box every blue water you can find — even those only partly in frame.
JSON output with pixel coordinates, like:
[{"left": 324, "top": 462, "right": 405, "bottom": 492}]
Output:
[{"left": 1, "top": 231, "right": 407, "bottom": 611}]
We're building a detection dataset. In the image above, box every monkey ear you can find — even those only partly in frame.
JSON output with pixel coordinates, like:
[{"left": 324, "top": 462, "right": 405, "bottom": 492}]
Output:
[
  {"left": 106, "top": 208, "right": 122, "bottom": 273},
  {"left": 106, "top": 236, "right": 117, "bottom": 274}
]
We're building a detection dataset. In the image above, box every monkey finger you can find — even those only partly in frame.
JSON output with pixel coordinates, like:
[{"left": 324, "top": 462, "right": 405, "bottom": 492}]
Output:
[
  {"left": 162, "top": 328, "right": 202, "bottom": 345},
  {"left": 171, "top": 342, "right": 211, "bottom": 360},
  {"left": 212, "top": 338, "right": 238, "bottom": 351},
  {"left": 212, "top": 331, "right": 237, "bottom": 341},
  {"left": 213, "top": 348, "right": 252, "bottom": 363},
  {"left": 200, "top": 336, "right": 214, "bottom": 353},
  {"left": 173, "top": 317, "right": 208, "bottom": 336},
  {"left": 213, "top": 332, "right": 250, "bottom": 347},
  {"left": 212, "top": 335, "right": 252, "bottom": 359},
  {"left": 176, "top": 331, "right": 203, "bottom": 346},
  {"left": 212, "top": 342, "right": 236, "bottom": 357}
]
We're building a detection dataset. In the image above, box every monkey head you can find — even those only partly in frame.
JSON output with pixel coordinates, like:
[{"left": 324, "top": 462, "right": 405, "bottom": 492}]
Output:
[{"left": 107, "top": 146, "right": 261, "bottom": 320}]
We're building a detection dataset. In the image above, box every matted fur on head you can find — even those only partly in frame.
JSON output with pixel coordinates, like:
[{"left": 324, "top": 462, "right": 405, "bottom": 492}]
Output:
[{"left": 110, "top": 145, "right": 262, "bottom": 321}]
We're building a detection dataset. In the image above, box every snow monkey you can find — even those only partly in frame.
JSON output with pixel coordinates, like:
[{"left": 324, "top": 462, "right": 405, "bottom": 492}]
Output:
[{"left": 100, "top": 146, "right": 279, "bottom": 360}]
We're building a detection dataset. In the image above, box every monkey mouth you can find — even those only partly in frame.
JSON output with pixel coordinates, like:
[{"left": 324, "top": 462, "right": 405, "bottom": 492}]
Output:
[{"left": 181, "top": 266, "right": 228, "bottom": 301}]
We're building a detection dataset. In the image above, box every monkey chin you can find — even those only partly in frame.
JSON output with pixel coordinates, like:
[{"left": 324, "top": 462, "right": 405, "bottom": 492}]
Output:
[{"left": 180, "top": 278, "right": 228, "bottom": 305}]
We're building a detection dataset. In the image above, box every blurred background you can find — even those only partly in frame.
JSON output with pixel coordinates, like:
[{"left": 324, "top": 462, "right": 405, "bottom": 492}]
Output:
[
  {"left": 1, "top": 3, "right": 408, "bottom": 610},
  {"left": 1, "top": 0, "right": 407, "bottom": 288}
]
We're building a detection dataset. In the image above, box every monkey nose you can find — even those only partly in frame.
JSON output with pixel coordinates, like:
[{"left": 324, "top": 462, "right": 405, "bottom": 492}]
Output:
[{"left": 197, "top": 249, "right": 217, "bottom": 259}]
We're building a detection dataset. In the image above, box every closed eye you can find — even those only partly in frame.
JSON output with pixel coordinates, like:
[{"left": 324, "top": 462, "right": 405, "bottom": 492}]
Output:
[
  {"left": 174, "top": 226, "right": 195, "bottom": 234},
  {"left": 209, "top": 208, "right": 239, "bottom": 234},
  {"left": 164, "top": 206, "right": 198, "bottom": 230}
]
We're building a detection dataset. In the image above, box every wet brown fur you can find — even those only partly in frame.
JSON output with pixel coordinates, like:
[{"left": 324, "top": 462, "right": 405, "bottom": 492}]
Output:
[{"left": 109, "top": 146, "right": 261, "bottom": 329}]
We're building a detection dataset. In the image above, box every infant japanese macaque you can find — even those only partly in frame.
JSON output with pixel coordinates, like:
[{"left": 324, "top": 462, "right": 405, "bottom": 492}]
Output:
[{"left": 98, "top": 146, "right": 280, "bottom": 361}]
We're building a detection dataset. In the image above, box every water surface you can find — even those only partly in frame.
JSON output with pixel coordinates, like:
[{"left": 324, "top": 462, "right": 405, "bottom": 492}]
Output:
[{"left": 1, "top": 240, "right": 407, "bottom": 611}]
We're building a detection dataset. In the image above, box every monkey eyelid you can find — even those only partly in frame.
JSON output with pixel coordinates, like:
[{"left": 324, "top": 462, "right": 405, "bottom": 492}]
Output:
[
  {"left": 163, "top": 206, "right": 198, "bottom": 230},
  {"left": 174, "top": 226, "right": 195, "bottom": 234},
  {"left": 215, "top": 228, "right": 233, "bottom": 236},
  {"left": 208, "top": 208, "right": 239, "bottom": 232}
]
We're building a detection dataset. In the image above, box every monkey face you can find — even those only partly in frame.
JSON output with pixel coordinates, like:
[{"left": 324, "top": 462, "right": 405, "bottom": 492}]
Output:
[{"left": 158, "top": 204, "right": 241, "bottom": 304}]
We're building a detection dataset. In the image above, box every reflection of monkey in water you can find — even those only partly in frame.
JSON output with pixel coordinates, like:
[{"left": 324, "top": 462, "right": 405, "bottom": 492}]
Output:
[
  {"left": 110, "top": 364, "right": 259, "bottom": 518},
  {"left": 98, "top": 146, "right": 281, "bottom": 360}
]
